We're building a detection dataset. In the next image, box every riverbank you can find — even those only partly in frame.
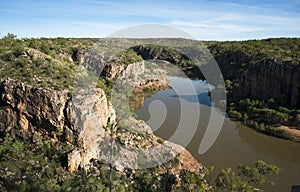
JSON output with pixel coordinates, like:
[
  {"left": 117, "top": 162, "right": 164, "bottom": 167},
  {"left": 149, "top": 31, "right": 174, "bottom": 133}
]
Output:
[
  {"left": 278, "top": 125, "right": 300, "bottom": 142},
  {"left": 227, "top": 98, "right": 300, "bottom": 142}
]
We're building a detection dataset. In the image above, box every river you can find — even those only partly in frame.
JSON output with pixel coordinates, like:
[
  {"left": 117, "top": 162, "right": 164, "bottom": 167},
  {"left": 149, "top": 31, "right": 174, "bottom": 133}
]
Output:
[{"left": 135, "top": 76, "right": 300, "bottom": 192}]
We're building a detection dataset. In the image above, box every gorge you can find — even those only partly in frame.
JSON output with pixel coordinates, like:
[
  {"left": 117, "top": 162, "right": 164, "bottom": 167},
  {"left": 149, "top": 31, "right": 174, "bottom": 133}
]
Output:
[{"left": 0, "top": 36, "right": 299, "bottom": 191}]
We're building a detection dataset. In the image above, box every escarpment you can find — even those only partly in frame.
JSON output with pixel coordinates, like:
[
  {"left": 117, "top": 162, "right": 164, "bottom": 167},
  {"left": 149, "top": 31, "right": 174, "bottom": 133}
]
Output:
[
  {"left": 129, "top": 40, "right": 300, "bottom": 111},
  {"left": 211, "top": 50, "right": 300, "bottom": 109},
  {"left": 0, "top": 38, "right": 205, "bottom": 174},
  {"left": 234, "top": 60, "right": 300, "bottom": 109}
]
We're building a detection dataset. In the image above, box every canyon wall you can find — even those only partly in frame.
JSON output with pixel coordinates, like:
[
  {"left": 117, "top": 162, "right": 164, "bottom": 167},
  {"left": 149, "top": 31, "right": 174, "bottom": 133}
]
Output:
[
  {"left": 130, "top": 43, "right": 300, "bottom": 109},
  {"left": 213, "top": 53, "right": 300, "bottom": 109}
]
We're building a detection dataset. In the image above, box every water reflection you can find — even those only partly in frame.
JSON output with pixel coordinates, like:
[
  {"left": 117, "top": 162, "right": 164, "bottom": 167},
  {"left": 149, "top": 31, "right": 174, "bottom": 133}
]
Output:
[
  {"left": 136, "top": 76, "right": 300, "bottom": 192},
  {"left": 170, "top": 93, "right": 211, "bottom": 106}
]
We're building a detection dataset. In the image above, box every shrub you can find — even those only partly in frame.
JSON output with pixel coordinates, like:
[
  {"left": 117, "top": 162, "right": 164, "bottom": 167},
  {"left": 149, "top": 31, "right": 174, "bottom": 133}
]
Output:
[{"left": 157, "top": 138, "right": 164, "bottom": 144}]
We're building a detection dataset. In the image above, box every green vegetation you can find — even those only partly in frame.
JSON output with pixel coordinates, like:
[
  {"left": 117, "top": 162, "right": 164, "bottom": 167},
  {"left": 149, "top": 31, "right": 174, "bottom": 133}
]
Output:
[
  {"left": 0, "top": 35, "right": 290, "bottom": 191},
  {"left": 205, "top": 38, "right": 300, "bottom": 66},
  {"left": 0, "top": 133, "right": 279, "bottom": 191},
  {"left": 110, "top": 49, "right": 143, "bottom": 66},
  {"left": 0, "top": 134, "right": 72, "bottom": 191},
  {"left": 157, "top": 138, "right": 164, "bottom": 144},
  {"left": 0, "top": 134, "right": 210, "bottom": 192},
  {"left": 0, "top": 34, "right": 95, "bottom": 90},
  {"left": 206, "top": 39, "right": 300, "bottom": 140},
  {"left": 96, "top": 78, "right": 113, "bottom": 100},
  {"left": 228, "top": 98, "right": 300, "bottom": 139},
  {"left": 0, "top": 34, "right": 144, "bottom": 91},
  {"left": 215, "top": 160, "right": 279, "bottom": 192}
]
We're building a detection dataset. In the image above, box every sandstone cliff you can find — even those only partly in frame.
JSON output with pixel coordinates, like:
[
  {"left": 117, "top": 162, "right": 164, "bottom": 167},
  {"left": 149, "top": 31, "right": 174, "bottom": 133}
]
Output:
[
  {"left": 0, "top": 78, "right": 115, "bottom": 171},
  {"left": 0, "top": 78, "right": 73, "bottom": 140},
  {"left": 213, "top": 53, "right": 300, "bottom": 109}
]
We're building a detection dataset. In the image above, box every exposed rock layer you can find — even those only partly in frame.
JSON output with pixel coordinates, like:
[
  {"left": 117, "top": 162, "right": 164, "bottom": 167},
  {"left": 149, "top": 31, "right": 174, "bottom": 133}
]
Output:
[
  {"left": 0, "top": 78, "right": 116, "bottom": 171},
  {"left": 214, "top": 54, "right": 300, "bottom": 109},
  {"left": 0, "top": 78, "right": 72, "bottom": 140}
]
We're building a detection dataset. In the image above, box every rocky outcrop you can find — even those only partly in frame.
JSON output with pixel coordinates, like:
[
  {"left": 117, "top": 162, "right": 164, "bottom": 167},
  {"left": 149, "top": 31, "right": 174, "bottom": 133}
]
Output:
[
  {"left": 0, "top": 78, "right": 73, "bottom": 140},
  {"left": 101, "top": 61, "right": 145, "bottom": 80},
  {"left": 126, "top": 43, "right": 300, "bottom": 109},
  {"left": 0, "top": 78, "right": 116, "bottom": 171},
  {"left": 101, "top": 60, "right": 169, "bottom": 90},
  {"left": 101, "top": 43, "right": 300, "bottom": 110},
  {"left": 98, "top": 117, "right": 202, "bottom": 172},
  {"left": 68, "top": 86, "right": 116, "bottom": 171},
  {"left": 0, "top": 77, "right": 201, "bottom": 173}
]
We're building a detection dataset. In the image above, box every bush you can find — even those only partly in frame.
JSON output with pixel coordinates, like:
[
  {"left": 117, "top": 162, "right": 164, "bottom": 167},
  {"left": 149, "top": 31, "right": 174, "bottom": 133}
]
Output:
[
  {"left": 41, "top": 43, "right": 51, "bottom": 54},
  {"left": 157, "top": 138, "right": 164, "bottom": 144},
  {"left": 228, "top": 110, "right": 242, "bottom": 120},
  {"left": 216, "top": 160, "right": 279, "bottom": 191}
]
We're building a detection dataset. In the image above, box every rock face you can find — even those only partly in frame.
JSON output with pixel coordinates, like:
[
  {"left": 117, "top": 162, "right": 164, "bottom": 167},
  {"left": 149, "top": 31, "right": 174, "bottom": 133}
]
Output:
[
  {"left": 213, "top": 53, "right": 300, "bottom": 109},
  {"left": 126, "top": 44, "right": 300, "bottom": 109},
  {"left": 101, "top": 61, "right": 145, "bottom": 80},
  {"left": 0, "top": 77, "right": 201, "bottom": 172},
  {"left": 0, "top": 78, "right": 116, "bottom": 171},
  {"left": 68, "top": 87, "right": 116, "bottom": 171},
  {"left": 101, "top": 60, "right": 169, "bottom": 91},
  {"left": 0, "top": 78, "right": 72, "bottom": 140},
  {"left": 235, "top": 60, "right": 300, "bottom": 108},
  {"left": 131, "top": 45, "right": 190, "bottom": 66}
]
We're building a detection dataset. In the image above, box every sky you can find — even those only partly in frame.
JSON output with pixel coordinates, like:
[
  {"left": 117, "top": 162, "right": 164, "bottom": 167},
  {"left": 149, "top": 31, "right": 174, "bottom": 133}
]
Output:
[{"left": 0, "top": 0, "right": 300, "bottom": 40}]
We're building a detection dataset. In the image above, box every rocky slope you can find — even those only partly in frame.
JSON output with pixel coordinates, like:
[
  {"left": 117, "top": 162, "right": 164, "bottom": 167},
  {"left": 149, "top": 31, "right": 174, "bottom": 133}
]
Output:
[{"left": 0, "top": 77, "right": 201, "bottom": 174}]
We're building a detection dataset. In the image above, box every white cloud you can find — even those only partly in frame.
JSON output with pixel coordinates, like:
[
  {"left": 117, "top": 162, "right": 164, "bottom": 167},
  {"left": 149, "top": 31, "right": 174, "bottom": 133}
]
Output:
[
  {"left": 72, "top": 21, "right": 122, "bottom": 28},
  {"left": 169, "top": 20, "right": 263, "bottom": 32},
  {"left": 169, "top": 20, "right": 214, "bottom": 28}
]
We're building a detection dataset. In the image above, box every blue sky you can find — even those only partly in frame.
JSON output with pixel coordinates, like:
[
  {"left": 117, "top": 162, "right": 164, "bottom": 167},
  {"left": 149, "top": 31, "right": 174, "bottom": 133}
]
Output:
[{"left": 0, "top": 0, "right": 299, "bottom": 40}]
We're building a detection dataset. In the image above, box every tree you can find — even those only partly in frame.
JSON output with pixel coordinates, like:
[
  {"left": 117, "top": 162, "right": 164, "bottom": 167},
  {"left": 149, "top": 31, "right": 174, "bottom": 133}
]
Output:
[
  {"left": 3, "top": 33, "right": 17, "bottom": 40},
  {"left": 238, "top": 160, "right": 279, "bottom": 187},
  {"left": 228, "top": 110, "right": 242, "bottom": 120},
  {"left": 216, "top": 160, "right": 279, "bottom": 192},
  {"left": 159, "top": 172, "right": 177, "bottom": 192},
  {"left": 243, "top": 113, "right": 249, "bottom": 122},
  {"left": 61, "top": 168, "right": 108, "bottom": 192},
  {"left": 216, "top": 167, "right": 252, "bottom": 192},
  {"left": 0, "top": 134, "right": 69, "bottom": 192},
  {"left": 41, "top": 43, "right": 51, "bottom": 54},
  {"left": 178, "top": 169, "right": 208, "bottom": 191},
  {"left": 28, "top": 38, "right": 39, "bottom": 49},
  {"left": 132, "top": 169, "right": 159, "bottom": 191}
]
